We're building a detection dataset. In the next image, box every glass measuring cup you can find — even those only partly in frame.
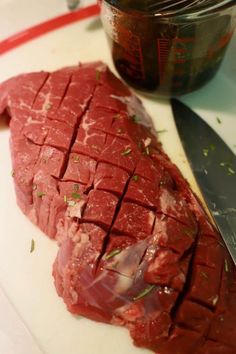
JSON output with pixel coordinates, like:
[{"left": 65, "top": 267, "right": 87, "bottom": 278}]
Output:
[{"left": 99, "top": 0, "right": 236, "bottom": 97}]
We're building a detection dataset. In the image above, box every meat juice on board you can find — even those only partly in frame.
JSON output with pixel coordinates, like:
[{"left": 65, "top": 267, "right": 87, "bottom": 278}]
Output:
[{"left": 99, "top": 0, "right": 236, "bottom": 96}]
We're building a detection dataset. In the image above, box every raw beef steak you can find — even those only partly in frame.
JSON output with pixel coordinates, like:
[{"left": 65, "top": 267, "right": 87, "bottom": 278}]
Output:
[{"left": 0, "top": 62, "right": 235, "bottom": 354}]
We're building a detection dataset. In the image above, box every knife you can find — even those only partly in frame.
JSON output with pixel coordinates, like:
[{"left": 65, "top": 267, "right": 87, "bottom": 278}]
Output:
[{"left": 171, "top": 98, "right": 236, "bottom": 265}]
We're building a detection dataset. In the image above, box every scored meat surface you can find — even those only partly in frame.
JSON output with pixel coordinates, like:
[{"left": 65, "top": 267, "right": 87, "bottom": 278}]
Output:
[{"left": 0, "top": 62, "right": 235, "bottom": 354}]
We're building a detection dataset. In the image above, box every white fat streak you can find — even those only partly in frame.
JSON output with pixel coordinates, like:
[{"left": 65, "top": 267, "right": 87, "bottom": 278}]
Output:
[
  {"left": 55, "top": 218, "right": 67, "bottom": 243},
  {"left": 27, "top": 207, "right": 37, "bottom": 225},
  {"left": 93, "top": 177, "right": 103, "bottom": 189},
  {"left": 72, "top": 230, "right": 87, "bottom": 243},
  {"left": 80, "top": 270, "right": 131, "bottom": 310},
  {"left": 147, "top": 250, "right": 169, "bottom": 273},
  {"left": 41, "top": 92, "right": 51, "bottom": 113},
  {"left": 68, "top": 199, "right": 86, "bottom": 219},
  {"left": 212, "top": 295, "right": 219, "bottom": 306},
  {"left": 67, "top": 221, "right": 79, "bottom": 240},
  {"left": 160, "top": 189, "right": 176, "bottom": 212},
  {"left": 68, "top": 83, "right": 92, "bottom": 111},
  {"left": 26, "top": 116, "right": 45, "bottom": 125},
  {"left": 40, "top": 146, "right": 55, "bottom": 159},
  {"left": 83, "top": 130, "right": 100, "bottom": 146},
  {"left": 79, "top": 101, "right": 88, "bottom": 111},
  {"left": 18, "top": 98, "right": 31, "bottom": 109},
  {"left": 175, "top": 272, "right": 186, "bottom": 283},
  {"left": 81, "top": 112, "right": 94, "bottom": 131},
  {"left": 96, "top": 63, "right": 107, "bottom": 72},
  {"left": 73, "top": 233, "right": 94, "bottom": 259},
  {"left": 148, "top": 211, "right": 155, "bottom": 227},
  {"left": 22, "top": 84, "right": 37, "bottom": 94},
  {"left": 160, "top": 188, "right": 186, "bottom": 220},
  {"left": 113, "top": 302, "right": 142, "bottom": 323},
  {"left": 108, "top": 240, "right": 148, "bottom": 278},
  {"left": 103, "top": 282, "right": 131, "bottom": 304},
  {"left": 69, "top": 286, "right": 79, "bottom": 304},
  {"left": 145, "top": 247, "right": 158, "bottom": 268},
  {"left": 113, "top": 286, "right": 174, "bottom": 323},
  {"left": 143, "top": 137, "right": 152, "bottom": 147},
  {"left": 84, "top": 269, "right": 108, "bottom": 290},
  {"left": 153, "top": 216, "right": 168, "bottom": 243},
  {"left": 110, "top": 94, "right": 156, "bottom": 134},
  {"left": 114, "top": 274, "right": 133, "bottom": 294},
  {"left": 163, "top": 286, "right": 173, "bottom": 295},
  {"left": 72, "top": 231, "right": 89, "bottom": 244}
]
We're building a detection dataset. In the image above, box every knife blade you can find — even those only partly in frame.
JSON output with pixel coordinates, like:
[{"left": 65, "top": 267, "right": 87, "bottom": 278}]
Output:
[{"left": 171, "top": 98, "right": 236, "bottom": 265}]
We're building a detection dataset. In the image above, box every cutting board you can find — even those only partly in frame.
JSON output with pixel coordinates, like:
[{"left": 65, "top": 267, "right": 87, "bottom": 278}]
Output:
[{"left": 0, "top": 5, "right": 235, "bottom": 354}]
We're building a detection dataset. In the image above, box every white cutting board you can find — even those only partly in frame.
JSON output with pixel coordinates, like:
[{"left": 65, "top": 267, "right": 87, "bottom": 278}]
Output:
[{"left": 0, "top": 3, "right": 236, "bottom": 354}]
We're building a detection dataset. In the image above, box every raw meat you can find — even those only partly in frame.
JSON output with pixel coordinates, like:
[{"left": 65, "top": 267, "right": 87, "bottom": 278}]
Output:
[{"left": 0, "top": 62, "right": 235, "bottom": 354}]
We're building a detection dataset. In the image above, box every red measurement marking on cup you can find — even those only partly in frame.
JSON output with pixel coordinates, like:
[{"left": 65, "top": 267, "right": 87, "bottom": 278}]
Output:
[
  {"left": 114, "top": 24, "right": 145, "bottom": 80},
  {"left": 172, "top": 37, "right": 194, "bottom": 64},
  {"left": 157, "top": 37, "right": 195, "bottom": 73},
  {"left": 102, "top": 1, "right": 145, "bottom": 82},
  {"left": 157, "top": 38, "right": 170, "bottom": 81},
  {"left": 157, "top": 36, "right": 195, "bottom": 87}
]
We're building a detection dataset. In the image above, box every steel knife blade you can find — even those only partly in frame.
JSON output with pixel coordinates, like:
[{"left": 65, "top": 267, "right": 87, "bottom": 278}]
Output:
[{"left": 171, "top": 98, "right": 236, "bottom": 265}]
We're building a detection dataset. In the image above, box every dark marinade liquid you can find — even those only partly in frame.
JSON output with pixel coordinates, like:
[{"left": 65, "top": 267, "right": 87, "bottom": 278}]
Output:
[{"left": 103, "top": 0, "right": 233, "bottom": 96}]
